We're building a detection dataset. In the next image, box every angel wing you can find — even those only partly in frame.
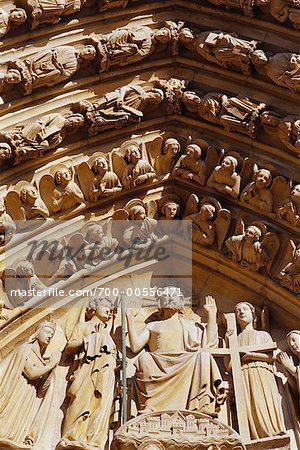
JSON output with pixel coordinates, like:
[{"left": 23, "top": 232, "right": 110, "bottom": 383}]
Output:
[
  {"left": 234, "top": 217, "right": 245, "bottom": 236},
  {"left": 76, "top": 162, "right": 95, "bottom": 202},
  {"left": 39, "top": 174, "right": 56, "bottom": 214},
  {"left": 215, "top": 209, "right": 232, "bottom": 251},
  {"left": 262, "top": 232, "right": 280, "bottom": 274},
  {"left": 240, "top": 157, "right": 255, "bottom": 192},
  {"left": 5, "top": 191, "right": 25, "bottom": 222},
  {"left": 145, "top": 136, "right": 163, "bottom": 169},
  {"left": 32, "top": 247, "right": 63, "bottom": 286},
  {"left": 111, "top": 209, "right": 129, "bottom": 245},
  {"left": 276, "top": 239, "right": 296, "bottom": 277},
  {"left": 147, "top": 200, "right": 158, "bottom": 220},
  {"left": 111, "top": 151, "right": 127, "bottom": 181},
  {"left": 183, "top": 194, "right": 199, "bottom": 217},
  {"left": 205, "top": 145, "right": 219, "bottom": 179},
  {"left": 271, "top": 176, "right": 292, "bottom": 212}
]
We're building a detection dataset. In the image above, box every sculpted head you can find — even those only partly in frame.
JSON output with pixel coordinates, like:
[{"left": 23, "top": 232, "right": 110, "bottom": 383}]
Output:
[
  {"left": 143, "top": 88, "right": 164, "bottom": 105},
  {"left": 85, "top": 223, "right": 104, "bottom": 243},
  {"left": 9, "top": 8, "right": 27, "bottom": 24},
  {"left": 157, "top": 286, "right": 184, "bottom": 314},
  {"left": 36, "top": 322, "right": 56, "bottom": 347},
  {"left": 244, "top": 225, "right": 262, "bottom": 244},
  {"left": 221, "top": 156, "right": 238, "bottom": 173},
  {"left": 129, "top": 205, "right": 146, "bottom": 220},
  {"left": 4, "top": 69, "right": 21, "bottom": 85},
  {"left": 182, "top": 91, "right": 201, "bottom": 111},
  {"left": 291, "top": 184, "right": 300, "bottom": 204},
  {"left": 92, "top": 155, "right": 109, "bottom": 175},
  {"left": 0, "top": 143, "right": 12, "bottom": 162},
  {"left": 79, "top": 45, "right": 96, "bottom": 60},
  {"left": 54, "top": 167, "right": 72, "bottom": 185},
  {"left": 235, "top": 302, "right": 257, "bottom": 328},
  {"left": 199, "top": 203, "right": 216, "bottom": 221},
  {"left": 185, "top": 144, "right": 201, "bottom": 159},
  {"left": 154, "top": 27, "right": 172, "bottom": 44},
  {"left": 163, "top": 138, "right": 181, "bottom": 157},
  {"left": 87, "top": 296, "right": 113, "bottom": 322},
  {"left": 20, "top": 184, "right": 38, "bottom": 205},
  {"left": 126, "top": 144, "right": 141, "bottom": 164},
  {"left": 254, "top": 169, "right": 272, "bottom": 189},
  {"left": 179, "top": 28, "right": 195, "bottom": 45},
  {"left": 260, "top": 111, "right": 281, "bottom": 127},
  {"left": 161, "top": 201, "right": 180, "bottom": 219},
  {"left": 287, "top": 331, "right": 300, "bottom": 356},
  {"left": 64, "top": 113, "right": 84, "bottom": 129},
  {"left": 251, "top": 50, "right": 268, "bottom": 66}
]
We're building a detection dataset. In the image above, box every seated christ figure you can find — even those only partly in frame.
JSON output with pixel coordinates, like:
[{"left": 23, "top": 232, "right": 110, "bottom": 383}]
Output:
[{"left": 126, "top": 289, "right": 226, "bottom": 415}]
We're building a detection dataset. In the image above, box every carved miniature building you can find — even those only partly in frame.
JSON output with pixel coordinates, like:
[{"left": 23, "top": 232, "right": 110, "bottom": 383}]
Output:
[{"left": 0, "top": 1, "right": 299, "bottom": 450}]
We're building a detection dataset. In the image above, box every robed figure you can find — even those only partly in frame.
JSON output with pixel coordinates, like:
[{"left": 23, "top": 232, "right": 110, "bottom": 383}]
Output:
[{"left": 127, "top": 291, "right": 226, "bottom": 415}]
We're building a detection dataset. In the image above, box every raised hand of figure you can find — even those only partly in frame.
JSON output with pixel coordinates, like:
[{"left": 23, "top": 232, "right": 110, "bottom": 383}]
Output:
[
  {"left": 204, "top": 295, "right": 217, "bottom": 316},
  {"left": 277, "top": 351, "right": 297, "bottom": 374}
]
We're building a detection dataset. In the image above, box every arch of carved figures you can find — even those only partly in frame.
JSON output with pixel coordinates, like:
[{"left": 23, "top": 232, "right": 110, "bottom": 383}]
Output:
[{"left": 0, "top": 1, "right": 300, "bottom": 450}]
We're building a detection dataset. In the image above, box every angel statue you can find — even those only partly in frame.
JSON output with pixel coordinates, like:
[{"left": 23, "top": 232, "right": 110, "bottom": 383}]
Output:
[
  {"left": 5, "top": 181, "right": 49, "bottom": 228},
  {"left": 278, "top": 183, "right": 300, "bottom": 227},
  {"left": 278, "top": 240, "right": 300, "bottom": 294},
  {"left": 126, "top": 291, "right": 226, "bottom": 415},
  {"left": 225, "top": 219, "right": 279, "bottom": 273},
  {"left": 39, "top": 164, "right": 85, "bottom": 215},
  {"left": 173, "top": 143, "right": 207, "bottom": 186},
  {"left": 156, "top": 194, "right": 181, "bottom": 236},
  {"left": 112, "top": 140, "right": 156, "bottom": 189},
  {"left": 58, "top": 296, "right": 116, "bottom": 450},
  {"left": 112, "top": 199, "right": 157, "bottom": 249},
  {"left": 152, "top": 137, "right": 181, "bottom": 177},
  {"left": 1, "top": 44, "right": 96, "bottom": 96},
  {"left": 260, "top": 111, "right": 300, "bottom": 155},
  {"left": 89, "top": 24, "right": 172, "bottom": 72},
  {"left": 18, "top": 0, "right": 85, "bottom": 30},
  {"left": 0, "top": 112, "right": 84, "bottom": 166},
  {"left": 240, "top": 167, "right": 274, "bottom": 213},
  {"left": 0, "top": 321, "right": 62, "bottom": 448},
  {"left": 72, "top": 82, "right": 164, "bottom": 136},
  {"left": 182, "top": 90, "right": 265, "bottom": 137},
  {"left": 183, "top": 195, "right": 231, "bottom": 250},
  {"left": 277, "top": 330, "right": 300, "bottom": 414},
  {"left": 0, "top": 197, "right": 16, "bottom": 246},
  {"left": 1, "top": 259, "right": 46, "bottom": 306},
  {"left": 0, "top": 6, "right": 27, "bottom": 38},
  {"left": 207, "top": 154, "right": 242, "bottom": 199},
  {"left": 76, "top": 152, "right": 122, "bottom": 203}
]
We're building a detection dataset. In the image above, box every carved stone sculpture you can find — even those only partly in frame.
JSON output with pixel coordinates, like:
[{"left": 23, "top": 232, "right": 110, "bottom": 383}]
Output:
[
  {"left": 0, "top": 7, "right": 27, "bottom": 38},
  {"left": 156, "top": 194, "right": 181, "bottom": 236},
  {"left": 225, "top": 220, "right": 279, "bottom": 272},
  {"left": 73, "top": 82, "right": 164, "bottom": 136},
  {"left": 18, "top": 0, "right": 85, "bottom": 30},
  {"left": 182, "top": 91, "right": 265, "bottom": 137},
  {"left": 126, "top": 292, "right": 226, "bottom": 415},
  {"left": 0, "top": 197, "right": 16, "bottom": 245},
  {"left": 1, "top": 44, "right": 96, "bottom": 96},
  {"left": 240, "top": 168, "right": 273, "bottom": 213},
  {"left": 206, "top": 0, "right": 255, "bottom": 16},
  {"left": 261, "top": 111, "right": 300, "bottom": 155},
  {"left": 186, "top": 30, "right": 257, "bottom": 75},
  {"left": 0, "top": 113, "right": 84, "bottom": 166},
  {"left": 59, "top": 296, "right": 116, "bottom": 450},
  {"left": 278, "top": 331, "right": 300, "bottom": 413},
  {"left": 278, "top": 184, "right": 300, "bottom": 226},
  {"left": 207, "top": 155, "right": 241, "bottom": 199},
  {"left": 173, "top": 144, "right": 206, "bottom": 185},
  {"left": 77, "top": 152, "right": 122, "bottom": 202},
  {"left": 279, "top": 241, "right": 300, "bottom": 294},
  {"left": 233, "top": 302, "right": 286, "bottom": 439},
  {"left": 39, "top": 164, "right": 85, "bottom": 215},
  {"left": 252, "top": 50, "right": 300, "bottom": 92},
  {"left": 0, "top": 321, "right": 61, "bottom": 448},
  {"left": 121, "top": 141, "right": 156, "bottom": 189},
  {"left": 89, "top": 24, "right": 173, "bottom": 72},
  {"left": 5, "top": 180, "right": 49, "bottom": 223},
  {"left": 183, "top": 195, "right": 231, "bottom": 249},
  {"left": 154, "top": 137, "right": 181, "bottom": 176},
  {"left": 256, "top": 0, "right": 300, "bottom": 30},
  {"left": 155, "top": 77, "right": 186, "bottom": 114}
]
